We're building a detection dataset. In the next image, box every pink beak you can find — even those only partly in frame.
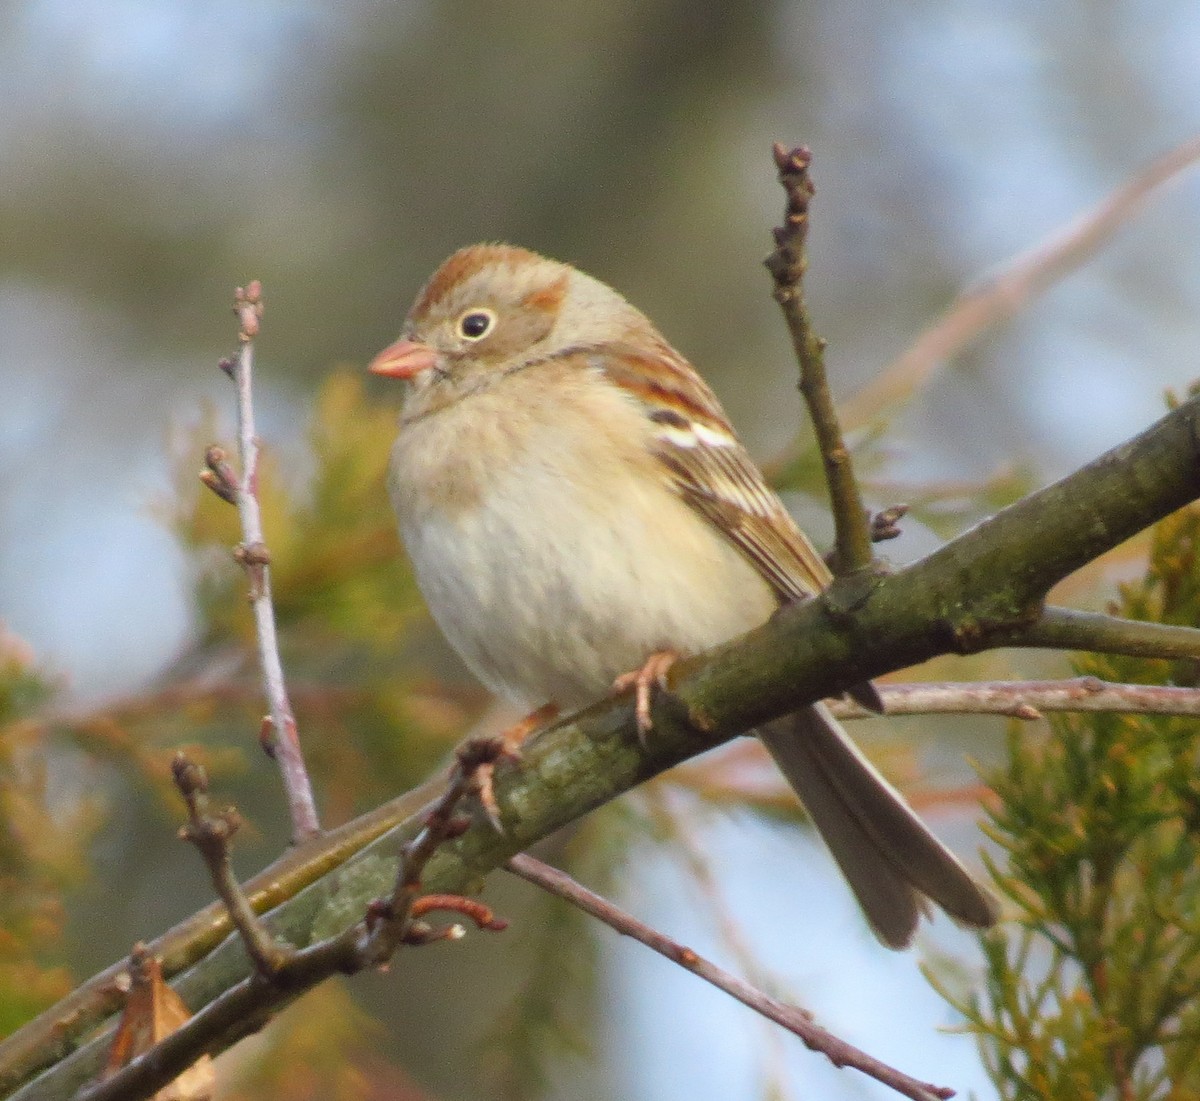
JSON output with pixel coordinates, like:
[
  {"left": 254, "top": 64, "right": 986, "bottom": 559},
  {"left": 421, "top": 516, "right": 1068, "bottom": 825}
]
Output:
[{"left": 368, "top": 338, "right": 438, "bottom": 379}]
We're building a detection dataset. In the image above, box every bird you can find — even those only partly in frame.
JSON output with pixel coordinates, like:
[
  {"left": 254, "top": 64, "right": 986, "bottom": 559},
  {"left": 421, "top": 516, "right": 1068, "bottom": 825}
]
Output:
[{"left": 368, "top": 243, "right": 998, "bottom": 947}]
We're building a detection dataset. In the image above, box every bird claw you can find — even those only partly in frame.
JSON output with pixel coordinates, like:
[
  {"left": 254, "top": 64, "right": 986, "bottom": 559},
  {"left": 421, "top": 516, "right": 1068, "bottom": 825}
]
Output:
[
  {"left": 613, "top": 650, "right": 679, "bottom": 744},
  {"left": 469, "top": 761, "right": 505, "bottom": 832},
  {"left": 469, "top": 702, "right": 560, "bottom": 832}
]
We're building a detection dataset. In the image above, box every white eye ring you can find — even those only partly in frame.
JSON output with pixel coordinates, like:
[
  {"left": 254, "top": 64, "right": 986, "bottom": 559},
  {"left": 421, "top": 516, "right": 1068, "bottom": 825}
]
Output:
[{"left": 457, "top": 308, "right": 497, "bottom": 340}]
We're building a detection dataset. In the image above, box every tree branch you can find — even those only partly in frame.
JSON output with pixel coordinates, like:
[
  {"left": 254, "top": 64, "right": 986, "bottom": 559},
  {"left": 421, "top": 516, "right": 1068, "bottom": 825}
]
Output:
[
  {"left": 506, "top": 854, "right": 953, "bottom": 1101},
  {"left": 997, "top": 606, "right": 1200, "bottom": 661},
  {"left": 10, "top": 669, "right": 1197, "bottom": 1094},
  {"left": 675, "top": 391, "right": 1200, "bottom": 738},
  {"left": 831, "top": 678, "right": 1200, "bottom": 722},
  {"left": 78, "top": 743, "right": 507, "bottom": 1101},
  {"left": 219, "top": 281, "right": 320, "bottom": 842},
  {"left": 642, "top": 784, "right": 820, "bottom": 1098},
  {"left": 0, "top": 778, "right": 442, "bottom": 1098},
  {"left": 765, "top": 144, "right": 874, "bottom": 575},
  {"left": 173, "top": 754, "right": 297, "bottom": 977}
]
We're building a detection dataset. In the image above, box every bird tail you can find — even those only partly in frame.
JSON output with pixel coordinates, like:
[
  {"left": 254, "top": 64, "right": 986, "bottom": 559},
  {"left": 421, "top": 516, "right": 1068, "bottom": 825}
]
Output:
[{"left": 757, "top": 703, "right": 998, "bottom": 948}]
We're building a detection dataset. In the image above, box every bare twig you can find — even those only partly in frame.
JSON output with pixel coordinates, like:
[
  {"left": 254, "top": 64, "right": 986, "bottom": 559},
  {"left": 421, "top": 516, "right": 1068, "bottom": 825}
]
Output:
[
  {"left": 829, "top": 677, "right": 1200, "bottom": 722},
  {"left": 506, "top": 854, "right": 953, "bottom": 1101},
  {"left": 223, "top": 281, "right": 320, "bottom": 842},
  {"left": 843, "top": 134, "right": 1200, "bottom": 429},
  {"left": 173, "top": 754, "right": 294, "bottom": 976},
  {"left": 765, "top": 143, "right": 875, "bottom": 575},
  {"left": 358, "top": 736, "right": 509, "bottom": 964},
  {"left": 999, "top": 605, "right": 1200, "bottom": 662},
  {"left": 643, "top": 788, "right": 774, "bottom": 988}
]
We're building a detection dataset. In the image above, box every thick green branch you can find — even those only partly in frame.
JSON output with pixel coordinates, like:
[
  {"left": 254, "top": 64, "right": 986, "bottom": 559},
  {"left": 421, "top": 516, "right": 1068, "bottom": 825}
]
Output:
[
  {"left": 9, "top": 390, "right": 1200, "bottom": 1101},
  {"left": 678, "top": 390, "right": 1200, "bottom": 734}
]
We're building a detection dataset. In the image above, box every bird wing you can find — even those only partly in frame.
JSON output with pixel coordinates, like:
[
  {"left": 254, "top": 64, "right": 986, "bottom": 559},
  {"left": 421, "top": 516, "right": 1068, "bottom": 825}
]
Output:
[{"left": 596, "top": 343, "right": 833, "bottom": 602}]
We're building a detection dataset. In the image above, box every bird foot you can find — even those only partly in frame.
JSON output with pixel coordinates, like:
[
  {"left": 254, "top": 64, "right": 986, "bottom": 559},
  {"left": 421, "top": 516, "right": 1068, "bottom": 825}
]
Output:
[
  {"left": 612, "top": 650, "right": 679, "bottom": 744},
  {"left": 470, "top": 702, "right": 559, "bottom": 830}
]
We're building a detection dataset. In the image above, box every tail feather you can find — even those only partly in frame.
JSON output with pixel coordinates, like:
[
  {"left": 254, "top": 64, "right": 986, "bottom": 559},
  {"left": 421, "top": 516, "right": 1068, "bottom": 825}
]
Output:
[{"left": 758, "top": 703, "right": 998, "bottom": 948}]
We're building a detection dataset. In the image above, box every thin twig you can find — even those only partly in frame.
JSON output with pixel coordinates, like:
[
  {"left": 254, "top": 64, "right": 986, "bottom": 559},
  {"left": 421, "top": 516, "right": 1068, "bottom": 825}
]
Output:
[
  {"left": 829, "top": 677, "right": 1200, "bottom": 722},
  {"left": 358, "top": 736, "right": 509, "bottom": 964},
  {"left": 843, "top": 134, "right": 1200, "bottom": 429},
  {"left": 765, "top": 143, "right": 875, "bottom": 575},
  {"left": 505, "top": 854, "right": 954, "bottom": 1101},
  {"left": 225, "top": 282, "right": 320, "bottom": 842},
  {"left": 173, "top": 754, "right": 294, "bottom": 976},
  {"left": 643, "top": 788, "right": 775, "bottom": 989}
]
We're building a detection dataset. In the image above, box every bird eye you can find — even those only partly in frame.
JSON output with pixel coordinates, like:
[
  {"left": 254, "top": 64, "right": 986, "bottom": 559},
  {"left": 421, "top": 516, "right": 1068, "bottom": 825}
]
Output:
[{"left": 457, "top": 309, "right": 496, "bottom": 340}]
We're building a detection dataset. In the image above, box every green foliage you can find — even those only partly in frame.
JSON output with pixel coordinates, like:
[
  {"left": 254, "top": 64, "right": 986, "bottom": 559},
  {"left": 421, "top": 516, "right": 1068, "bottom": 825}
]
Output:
[
  {"left": 0, "top": 628, "right": 92, "bottom": 1035},
  {"left": 936, "top": 505, "right": 1200, "bottom": 1099}
]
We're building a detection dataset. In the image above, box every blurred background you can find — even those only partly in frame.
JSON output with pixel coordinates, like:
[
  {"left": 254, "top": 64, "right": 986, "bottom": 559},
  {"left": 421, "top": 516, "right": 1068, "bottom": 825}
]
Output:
[{"left": 2, "top": 1, "right": 1199, "bottom": 1099}]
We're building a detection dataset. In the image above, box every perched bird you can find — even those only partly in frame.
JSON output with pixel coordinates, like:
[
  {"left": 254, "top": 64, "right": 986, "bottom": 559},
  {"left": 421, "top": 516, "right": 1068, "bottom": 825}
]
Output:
[{"left": 369, "top": 243, "right": 998, "bottom": 947}]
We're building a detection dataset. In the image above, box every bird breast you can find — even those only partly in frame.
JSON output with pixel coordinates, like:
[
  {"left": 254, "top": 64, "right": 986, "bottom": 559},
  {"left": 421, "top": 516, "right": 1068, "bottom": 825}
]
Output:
[{"left": 388, "top": 361, "right": 777, "bottom": 710}]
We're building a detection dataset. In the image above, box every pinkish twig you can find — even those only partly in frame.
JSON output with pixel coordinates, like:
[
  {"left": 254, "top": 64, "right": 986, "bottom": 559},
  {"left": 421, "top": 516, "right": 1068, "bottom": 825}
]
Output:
[
  {"left": 506, "top": 853, "right": 955, "bottom": 1101},
  {"left": 223, "top": 282, "right": 320, "bottom": 841},
  {"left": 828, "top": 677, "right": 1200, "bottom": 723}
]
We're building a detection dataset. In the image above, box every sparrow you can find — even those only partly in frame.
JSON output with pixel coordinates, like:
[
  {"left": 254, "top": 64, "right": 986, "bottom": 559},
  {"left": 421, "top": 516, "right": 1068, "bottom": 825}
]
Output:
[{"left": 369, "top": 243, "right": 998, "bottom": 947}]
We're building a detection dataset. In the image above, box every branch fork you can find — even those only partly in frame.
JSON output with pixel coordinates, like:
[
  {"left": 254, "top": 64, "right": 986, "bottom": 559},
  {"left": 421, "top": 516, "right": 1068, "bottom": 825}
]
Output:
[
  {"left": 81, "top": 743, "right": 513, "bottom": 1101},
  {"left": 357, "top": 736, "right": 511, "bottom": 964}
]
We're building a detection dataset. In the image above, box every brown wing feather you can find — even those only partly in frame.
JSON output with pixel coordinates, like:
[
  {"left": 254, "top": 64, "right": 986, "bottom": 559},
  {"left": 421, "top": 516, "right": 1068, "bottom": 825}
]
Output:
[
  {"left": 658, "top": 434, "right": 833, "bottom": 600},
  {"left": 597, "top": 343, "right": 833, "bottom": 602}
]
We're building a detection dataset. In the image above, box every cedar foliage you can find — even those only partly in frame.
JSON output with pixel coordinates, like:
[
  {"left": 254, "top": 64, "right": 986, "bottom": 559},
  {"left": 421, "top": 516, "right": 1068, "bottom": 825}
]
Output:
[{"left": 932, "top": 503, "right": 1200, "bottom": 1099}]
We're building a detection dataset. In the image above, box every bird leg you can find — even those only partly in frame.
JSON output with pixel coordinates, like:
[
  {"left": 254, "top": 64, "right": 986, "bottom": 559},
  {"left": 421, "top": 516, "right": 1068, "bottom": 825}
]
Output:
[
  {"left": 470, "top": 701, "right": 559, "bottom": 829},
  {"left": 612, "top": 649, "right": 679, "bottom": 743}
]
